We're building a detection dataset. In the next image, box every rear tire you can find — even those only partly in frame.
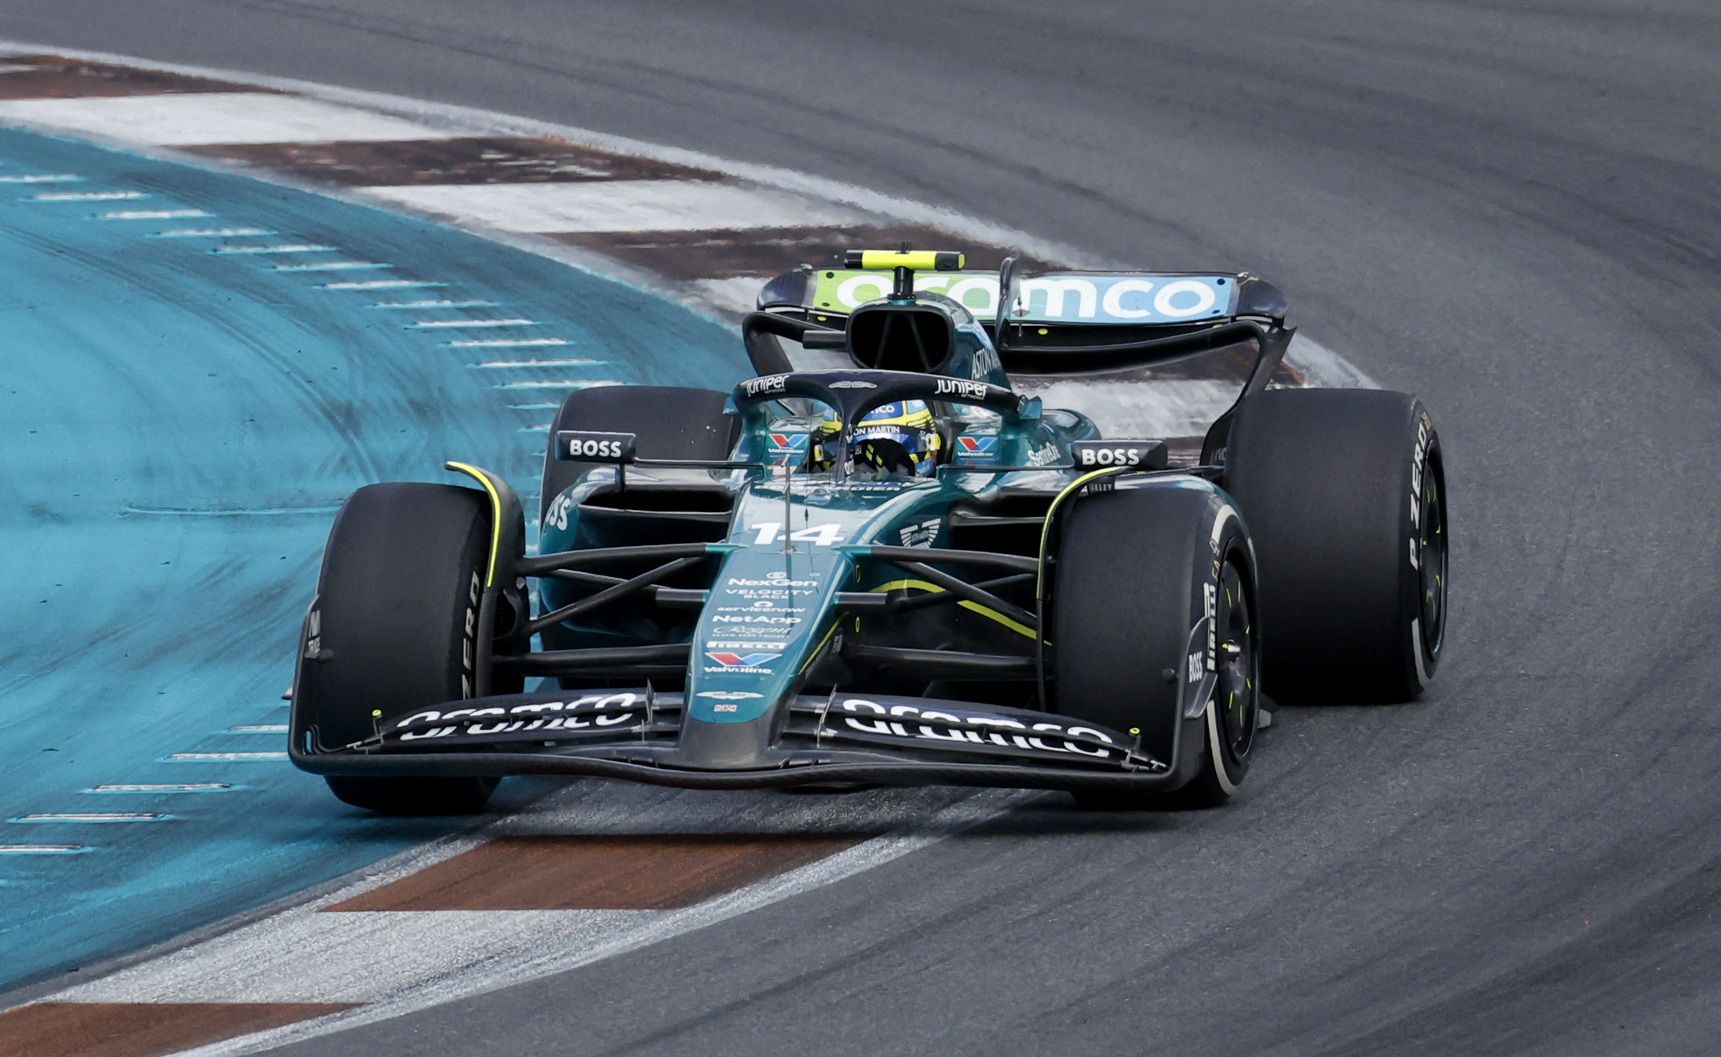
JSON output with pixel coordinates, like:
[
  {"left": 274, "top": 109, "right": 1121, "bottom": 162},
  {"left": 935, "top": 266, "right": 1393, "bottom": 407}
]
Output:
[
  {"left": 1222, "top": 388, "right": 1446, "bottom": 703},
  {"left": 296, "top": 483, "right": 501, "bottom": 815},
  {"left": 1049, "top": 483, "right": 1260, "bottom": 808},
  {"left": 539, "top": 385, "right": 737, "bottom": 521}
]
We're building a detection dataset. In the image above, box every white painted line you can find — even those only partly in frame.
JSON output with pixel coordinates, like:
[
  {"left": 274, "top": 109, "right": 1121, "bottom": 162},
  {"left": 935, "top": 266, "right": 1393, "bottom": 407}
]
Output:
[
  {"left": 689, "top": 275, "right": 773, "bottom": 317},
  {"left": 155, "top": 227, "right": 275, "bottom": 238},
  {"left": 213, "top": 243, "right": 337, "bottom": 255},
  {"left": 0, "top": 843, "right": 86, "bottom": 854},
  {"left": 86, "top": 783, "right": 234, "bottom": 793},
  {"left": 0, "top": 92, "right": 464, "bottom": 145},
  {"left": 411, "top": 318, "right": 536, "bottom": 330},
  {"left": 370, "top": 299, "right": 497, "bottom": 310},
  {"left": 227, "top": 725, "right": 289, "bottom": 733},
  {"left": 321, "top": 279, "right": 447, "bottom": 291},
  {"left": 100, "top": 789, "right": 1025, "bottom": 1052},
  {"left": 506, "top": 402, "right": 560, "bottom": 411},
  {"left": 468, "top": 358, "right": 597, "bottom": 369},
  {"left": 493, "top": 379, "right": 618, "bottom": 390},
  {"left": 0, "top": 172, "right": 81, "bottom": 183},
  {"left": 103, "top": 208, "right": 210, "bottom": 220},
  {"left": 167, "top": 752, "right": 288, "bottom": 762},
  {"left": 446, "top": 337, "right": 570, "bottom": 348},
  {"left": 0, "top": 62, "right": 41, "bottom": 74},
  {"left": 275, "top": 261, "right": 392, "bottom": 272},
  {"left": 30, "top": 189, "right": 145, "bottom": 201},
  {"left": 11, "top": 812, "right": 168, "bottom": 823},
  {"left": 360, "top": 180, "right": 865, "bottom": 234}
]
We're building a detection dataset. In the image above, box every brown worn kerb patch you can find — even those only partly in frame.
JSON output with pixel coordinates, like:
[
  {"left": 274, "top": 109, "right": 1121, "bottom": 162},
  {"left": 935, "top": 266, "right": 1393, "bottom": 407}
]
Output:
[
  {"left": 550, "top": 225, "right": 1055, "bottom": 281},
  {"left": 0, "top": 1002, "right": 353, "bottom": 1057},
  {"left": 184, "top": 137, "right": 724, "bottom": 187},
  {"left": 0, "top": 56, "right": 262, "bottom": 100},
  {"left": 325, "top": 833, "right": 865, "bottom": 912}
]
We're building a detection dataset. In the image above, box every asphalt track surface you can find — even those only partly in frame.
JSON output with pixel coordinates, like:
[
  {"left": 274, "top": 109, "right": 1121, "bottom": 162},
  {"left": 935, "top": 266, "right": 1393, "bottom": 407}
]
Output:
[{"left": 5, "top": 2, "right": 1720, "bottom": 1054}]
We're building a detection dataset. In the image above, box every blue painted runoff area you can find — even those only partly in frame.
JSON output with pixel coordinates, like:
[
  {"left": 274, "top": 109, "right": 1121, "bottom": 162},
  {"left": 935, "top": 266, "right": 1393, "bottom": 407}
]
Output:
[{"left": 0, "top": 125, "right": 745, "bottom": 992}]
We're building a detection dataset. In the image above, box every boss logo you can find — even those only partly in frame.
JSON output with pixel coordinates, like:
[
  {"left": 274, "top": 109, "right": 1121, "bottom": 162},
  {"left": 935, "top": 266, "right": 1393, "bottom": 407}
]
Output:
[
  {"left": 558, "top": 430, "right": 636, "bottom": 462},
  {"left": 934, "top": 378, "right": 989, "bottom": 401},
  {"left": 1071, "top": 440, "right": 1164, "bottom": 468}
]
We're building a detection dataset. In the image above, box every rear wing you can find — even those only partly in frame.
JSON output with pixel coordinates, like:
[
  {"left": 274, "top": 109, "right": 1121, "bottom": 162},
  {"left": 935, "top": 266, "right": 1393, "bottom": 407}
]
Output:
[
  {"left": 763, "top": 265, "right": 1286, "bottom": 328},
  {"left": 748, "top": 254, "right": 1295, "bottom": 461},
  {"left": 754, "top": 258, "right": 1291, "bottom": 376}
]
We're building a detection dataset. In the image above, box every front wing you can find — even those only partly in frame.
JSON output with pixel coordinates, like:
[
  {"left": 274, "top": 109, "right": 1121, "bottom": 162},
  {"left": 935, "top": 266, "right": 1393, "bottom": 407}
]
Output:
[{"left": 290, "top": 688, "right": 1183, "bottom": 794}]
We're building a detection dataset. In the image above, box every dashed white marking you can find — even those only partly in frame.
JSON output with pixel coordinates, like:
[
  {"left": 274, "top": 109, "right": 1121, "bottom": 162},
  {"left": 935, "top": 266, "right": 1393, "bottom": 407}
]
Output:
[
  {"left": 360, "top": 180, "right": 865, "bottom": 234},
  {"left": 11, "top": 812, "right": 169, "bottom": 823},
  {"left": 321, "top": 279, "right": 446, "bottom": 290},
  {"left": 275, "top": 260, "right": 392, "bottom": 272},
  {"left": 506, "top": 402, "right": 560, "bottom": 411},
  {"left": 690, "top": 275, "right": 775, "bottom": 316},
  {"left": 103, "top": 208, "right": 210, "bottom": 220},
  {"left": 0, "top": 92, "right": 464, "bottom": 145},
  {"left": 518, "top": 423, "right": 553, "bottom": 433},
  {"left": 213, "top": 243, "right": 336, "bottom": 255},
  {"left": 0, "top": 172, "right": 81, "bottom": 183},
  {"left": 155, "top": 227, "right": 275, "bottom": 238},
  {"left": 0, "top": 843, "right": 86, "bottom": 854},
  {"left": 446, "top": 337, "right": 570, "bottom": 348},
  {"left": 167, "top": 752, "right": 288, "bottom": 762},
  {"left": 0, "top": 62, "right": 41, "bottom": 73},
  {"left": 371, "top": 298, "right": 496, "bottom": 310},
  {"left": 87, "top": 783, "right": 234, "bottom": 793},
  {"left": 411, "top": 318, "right": 535, "bottom": 330},
  {"left": 227, "top": 725, "right": 289, "bottom": 733},
  {"left": 30, "top": 189, "right": 143, "bottom": 201},
  {"left": 468, "top": 358, "right": 596, "bottom": 369}
]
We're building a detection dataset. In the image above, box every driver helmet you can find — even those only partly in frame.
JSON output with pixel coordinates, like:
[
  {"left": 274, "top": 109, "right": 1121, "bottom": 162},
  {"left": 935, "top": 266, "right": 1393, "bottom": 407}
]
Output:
[{"left": 807, "top": 400, "right": 942, "bottom": 477}]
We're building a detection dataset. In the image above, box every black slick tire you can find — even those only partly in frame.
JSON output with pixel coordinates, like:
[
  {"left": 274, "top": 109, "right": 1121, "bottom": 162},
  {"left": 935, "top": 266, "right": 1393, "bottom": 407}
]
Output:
[
  {"left": 539, "top": 385, "right": 737, "bottom": 522},
  {"left": 296, "top": 483, "right": 500, "bottom": 815},
  {"left": 1049, "top": 482, "right": 1260, "bottom": 807},
  {"left": 1222, "top": 388, "right": 1447, "bottom": 703}
]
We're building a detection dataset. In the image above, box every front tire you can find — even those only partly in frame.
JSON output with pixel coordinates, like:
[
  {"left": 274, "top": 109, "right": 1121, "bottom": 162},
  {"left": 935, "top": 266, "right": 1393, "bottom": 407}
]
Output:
[
  {"left": 295, "top": 483, "right": 501, "bottom": 815},
  {"left": 1222, "top": 388, "right": 1447, "bottom": 703},
  {"left": 1049, "top": 482, "right": 1260, "bottom": 807},
  {"left": 539, "top": 384, "right": 736, "bottom": 522}
]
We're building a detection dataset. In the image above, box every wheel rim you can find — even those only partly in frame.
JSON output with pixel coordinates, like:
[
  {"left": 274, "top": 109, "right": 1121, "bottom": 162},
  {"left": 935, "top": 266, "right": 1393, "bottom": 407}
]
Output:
[
  {"left": 1418, "top": 465, "right": 1447, "bottom": 659},
  {"left": 1213, "top": 560, "right": 1259, "bottom": 763}
]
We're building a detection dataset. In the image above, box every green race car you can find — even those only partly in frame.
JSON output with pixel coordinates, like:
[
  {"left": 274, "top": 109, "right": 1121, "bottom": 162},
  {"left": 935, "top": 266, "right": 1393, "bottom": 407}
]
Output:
[{"left": 289, "top": 250, "right": 1447, "bottom": 813}]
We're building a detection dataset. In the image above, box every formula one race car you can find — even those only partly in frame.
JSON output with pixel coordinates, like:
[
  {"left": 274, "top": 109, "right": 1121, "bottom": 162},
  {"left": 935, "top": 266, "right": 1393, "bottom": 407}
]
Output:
[{"left": 289, "top": 250, "right": 1447, "bottom": 814}]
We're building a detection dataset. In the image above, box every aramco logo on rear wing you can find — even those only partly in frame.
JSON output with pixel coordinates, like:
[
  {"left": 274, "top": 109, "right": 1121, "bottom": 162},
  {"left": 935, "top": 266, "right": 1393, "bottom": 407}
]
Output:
[{"left": 811, "top": 271, "right": 1237, "bottom": 325}]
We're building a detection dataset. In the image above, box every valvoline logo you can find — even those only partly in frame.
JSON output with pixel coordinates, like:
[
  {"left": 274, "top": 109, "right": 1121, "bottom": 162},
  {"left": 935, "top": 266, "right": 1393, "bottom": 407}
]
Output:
[
  {"left": 767, "top": 433, "right": 810, "bottom": 460},
  {"left": 705, "top": 651, "right": 781, "bottom": 669},
  {"left": 956, "top": 435, "right": 996, "bottom": 455}
]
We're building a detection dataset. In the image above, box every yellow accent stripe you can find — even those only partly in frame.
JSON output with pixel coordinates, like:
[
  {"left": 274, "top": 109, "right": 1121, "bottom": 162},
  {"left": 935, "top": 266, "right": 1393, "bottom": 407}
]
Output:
[
  {"left": 799, "top": 620, "right": 841, "bottom": 674},
  {"left": 870, "top": 579, "right": 1036, "bottom": 639},
  {"left": 1036, "top": 466, "right": 1137, "bottom": 599},
  {"left": 445, "top": 461, "right": 502, "bottom": 588}
]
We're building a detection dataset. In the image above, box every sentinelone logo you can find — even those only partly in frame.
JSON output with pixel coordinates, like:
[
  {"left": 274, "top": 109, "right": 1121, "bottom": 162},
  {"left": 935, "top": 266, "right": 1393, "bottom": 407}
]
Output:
[{"left": 810, "top": 271, "right": 1238, "bottom": 325}]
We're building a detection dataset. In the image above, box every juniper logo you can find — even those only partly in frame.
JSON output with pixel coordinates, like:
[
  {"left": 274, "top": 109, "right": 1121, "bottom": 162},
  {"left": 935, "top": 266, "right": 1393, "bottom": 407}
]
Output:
[{"left": 811, "top": 270, "right": 1236, "bottom": 325}]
